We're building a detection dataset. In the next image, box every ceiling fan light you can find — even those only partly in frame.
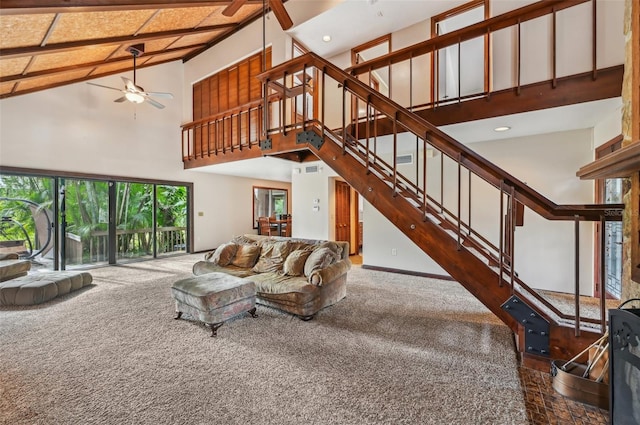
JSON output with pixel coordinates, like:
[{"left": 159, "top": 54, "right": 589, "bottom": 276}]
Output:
[{"left": 125, "top": 92, "right": 144, "bottom": 104}]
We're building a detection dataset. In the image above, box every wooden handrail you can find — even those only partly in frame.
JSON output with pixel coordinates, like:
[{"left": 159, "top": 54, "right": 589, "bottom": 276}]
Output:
[
  {"left": 258, "top": 52, "right": 623, "bottom": 222},
  {"left": 181, "top": 94, "right": 280, "bottom": 129}
]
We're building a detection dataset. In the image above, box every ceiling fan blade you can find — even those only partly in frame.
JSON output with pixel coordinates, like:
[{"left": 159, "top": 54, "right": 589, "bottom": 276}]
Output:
[
  {"left": 222, "top": 0, "right": 247, "bottom": 17},
  {"left": 144, "top": 97, "right": 165, "bottom": 109},
  {"left": 270, "top": 0, "right": 293, "bottom": 30},
  {"left": 121, "top": 76, "right": 138, "bottom": 92},
  {"left": 87, "top": 82, "right": 123, "bottom": 92},
  {"left": 114, "top": 96, "right": 127, "bottom": 103},
  {"left": 146, "top": 91, "right": 174, "bottom": 99}
]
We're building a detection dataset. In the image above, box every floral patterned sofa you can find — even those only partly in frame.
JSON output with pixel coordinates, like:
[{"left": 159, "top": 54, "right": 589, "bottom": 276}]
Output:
[{"left": 192, "top": 235, "right": 350, "bottom": 320}]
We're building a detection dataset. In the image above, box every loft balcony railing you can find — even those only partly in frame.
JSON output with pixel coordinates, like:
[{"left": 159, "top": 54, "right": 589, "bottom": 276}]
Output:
[{"left": 347, "top": 0, "right": 610, "bottom": 114}]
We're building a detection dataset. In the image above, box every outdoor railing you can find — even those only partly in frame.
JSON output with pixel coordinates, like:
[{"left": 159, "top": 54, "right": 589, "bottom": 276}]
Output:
[{"left": 85, "top": 226, "right": 187, "bottom": 262}]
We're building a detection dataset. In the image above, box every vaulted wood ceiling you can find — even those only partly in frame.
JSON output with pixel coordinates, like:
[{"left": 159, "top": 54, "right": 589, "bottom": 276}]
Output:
[{"left": 0, "top": 0, "right": 276, "bottom": 99}]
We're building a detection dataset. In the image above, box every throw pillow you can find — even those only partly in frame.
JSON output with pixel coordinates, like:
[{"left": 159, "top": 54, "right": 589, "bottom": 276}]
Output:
[
  {"left": 208, "top": 242, "right": 237, "bottom": 266},
  {"left": 303, "top": 246, "right": 339, "bottom": 277},
  {"left": 314, "top": 241, "right": 343, "bottom": 259},
  {"left": 252, "top": 240, "right": 291, "bottom": 273},
  {"left": 231, "top": 244, "right": 261, "bottom": 268},
  {"left": 283, "top": 248, "right": 313, "bottom": 276}
]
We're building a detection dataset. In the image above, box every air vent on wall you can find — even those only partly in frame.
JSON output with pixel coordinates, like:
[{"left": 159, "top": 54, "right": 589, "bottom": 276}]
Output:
[
  {"left": 396, "top": 154, "right": 413, "bottom": 165},
  {"left": 305, "top": 165, "right": 319, "bottom": 174}
]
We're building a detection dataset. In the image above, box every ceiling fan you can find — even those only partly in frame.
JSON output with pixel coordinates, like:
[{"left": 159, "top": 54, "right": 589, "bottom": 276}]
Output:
[
  {"left": 223, "top": 0, "right": 293, "bottom": 30},
  {"left": 88, "top": 44, "right": 174, "bottom": 109}
]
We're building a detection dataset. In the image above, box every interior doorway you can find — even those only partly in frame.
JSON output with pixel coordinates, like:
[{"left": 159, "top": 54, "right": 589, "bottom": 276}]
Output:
[{"left": 334, "top": 180, "right": 359, "bottom": 256}]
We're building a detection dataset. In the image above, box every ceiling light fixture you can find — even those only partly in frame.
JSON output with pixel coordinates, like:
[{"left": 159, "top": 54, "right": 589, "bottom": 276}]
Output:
[
  {"left": 322, "top": 35, "right": 331, "bottom": 42},
  {"left": 494, "top": 126, "right": 511, "bottom": 132},
  {"left": 125, "top": 92, "right": 145, "bottom": 104}
]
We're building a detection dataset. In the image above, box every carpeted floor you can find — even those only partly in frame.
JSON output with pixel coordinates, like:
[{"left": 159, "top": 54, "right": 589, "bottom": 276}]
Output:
[{"left": 0, "top": 254, "right": 527, "bottom": 425}]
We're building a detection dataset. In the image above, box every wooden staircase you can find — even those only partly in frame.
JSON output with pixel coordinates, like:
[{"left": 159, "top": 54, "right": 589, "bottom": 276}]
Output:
[
  {"left": 258, "top": 51, "right": 622, "bottom": 368},
  {"left": 180, "top": 0, "right": 625, "bottom": 368}
]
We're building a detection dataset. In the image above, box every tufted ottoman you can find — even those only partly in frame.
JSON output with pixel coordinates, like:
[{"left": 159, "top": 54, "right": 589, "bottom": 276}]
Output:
[
  {"left": 0, "top": 259, "right": 31, "bottom": 282},
  {"left": 0, "top": 271, "right": 93, "bottom": 306},
  {"left": 171, "top": 272, "right": 257, "bottom": 337}
]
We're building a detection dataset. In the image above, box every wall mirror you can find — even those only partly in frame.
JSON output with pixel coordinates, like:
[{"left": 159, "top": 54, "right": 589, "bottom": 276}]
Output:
[{"left": 253, "top": 186, "right": 288, "bottom": 228}]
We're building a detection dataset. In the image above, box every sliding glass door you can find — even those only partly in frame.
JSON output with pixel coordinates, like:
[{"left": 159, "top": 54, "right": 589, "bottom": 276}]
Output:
[
  {"left": 1, "top": 170, "right": 190, "bottom": 269},
  {"left": 61, "top": 178, "right": 110, "bottom": 268},
  {"left": 115, "top": 182, "right": 154, "bottom": 262},
  {"left": 156, "top": 185, "right": 187, "bottom": 256}
]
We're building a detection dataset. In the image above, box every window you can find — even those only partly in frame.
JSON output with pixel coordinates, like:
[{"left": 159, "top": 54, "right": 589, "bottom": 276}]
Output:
[
  {"left": 253, "top": 186, "right": 288, "bottom": 228},
  {"left": 431, "top": 0, "right": 489, "bottom": 103},
  {"left": 0, "top": 169, "right": 191, "bottom": 269}
]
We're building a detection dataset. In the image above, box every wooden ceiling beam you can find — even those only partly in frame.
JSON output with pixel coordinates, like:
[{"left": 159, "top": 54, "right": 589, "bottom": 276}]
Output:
[
  {"left": 0, "top": 45, "right": 204, "bottom": 83},
  {"left": 0, "top": 1, "right": 263, "bottom": 15},
  {"left": 0, "top": 24, "right": 234, "bottom": 59},
  {"left": 0, "top": 56, "right": 183, "bottom": 99}
]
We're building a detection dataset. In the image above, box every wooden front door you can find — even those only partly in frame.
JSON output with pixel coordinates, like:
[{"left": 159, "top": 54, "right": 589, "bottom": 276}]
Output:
[{"left": 335, "top": 180, "right": 351, "bottom": 244}]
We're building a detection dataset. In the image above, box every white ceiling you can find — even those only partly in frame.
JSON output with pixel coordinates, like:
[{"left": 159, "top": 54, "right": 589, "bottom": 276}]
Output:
[
  {"left": 441, "top": 97, "right": 622, "bottom": 145},
  {"left": 290, "top": 0, "right": 469, "bottom": 58},
  {"left": 192, "top": 156, "right": 298, "bottom": 182}
]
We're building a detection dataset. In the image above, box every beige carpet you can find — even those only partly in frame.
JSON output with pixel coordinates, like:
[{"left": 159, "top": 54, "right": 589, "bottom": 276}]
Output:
[{"left": 0, "top": 254, "right": 527, "bottom": 425}]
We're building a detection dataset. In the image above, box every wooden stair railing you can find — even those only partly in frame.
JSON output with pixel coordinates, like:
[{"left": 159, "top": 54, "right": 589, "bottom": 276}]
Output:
[{"left": 257, "top": 52, "right": 623, "bottom": 366}]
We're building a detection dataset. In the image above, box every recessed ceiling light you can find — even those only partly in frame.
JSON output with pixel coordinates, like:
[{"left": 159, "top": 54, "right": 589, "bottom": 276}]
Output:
[
  {"left": 494, "top": 126, "right": 511, "bottom": 132},
  {"left": 322, "top": 35, "right": 331, "bottom": 42}
]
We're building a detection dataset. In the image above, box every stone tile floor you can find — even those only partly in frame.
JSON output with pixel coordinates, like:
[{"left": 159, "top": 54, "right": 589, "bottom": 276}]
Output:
[{"left": 519, "top": 366, "right": 608, "bottom": 425}]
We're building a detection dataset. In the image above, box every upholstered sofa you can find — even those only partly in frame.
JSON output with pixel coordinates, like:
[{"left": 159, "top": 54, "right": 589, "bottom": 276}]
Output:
[{"left": 192, "top": 235, "right": 350, "bottom": 320}]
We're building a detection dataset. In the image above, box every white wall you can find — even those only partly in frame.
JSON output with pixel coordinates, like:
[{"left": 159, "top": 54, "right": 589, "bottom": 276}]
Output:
[
  {"left": 471, "top": 129, "right": 595, "bottom": 295},
  {"left": 291, "top": 162, "right": 338, "bottom": 240},
  {"left": 0, "top": 61, "right": 290, "bottom": 253},
  {"left": 594, "top": 105, "right": 623, "bottom": 149}
]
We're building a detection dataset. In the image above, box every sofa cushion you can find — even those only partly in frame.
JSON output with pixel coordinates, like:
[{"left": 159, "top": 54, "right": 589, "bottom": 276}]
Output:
[
  {"left": 232, "top": 234, "right": 259, "bottom": 245},
  {"left": 231, "top": 244, "right": 261, "bottom": 268},
  {"left": 193, "top": 261, "right": 257, "bottom": 278},
  {"left": 252, "top": 240, "right": 292, "bottom": 273},
  {"left": 304, "top": 247, "right": 340, "bottom": 277},
  {"left": 208, "top": 242, "right": 237, "bottom": 266},
  {"left": 283, "top": 248, "right": 313, "bottom": 276}
]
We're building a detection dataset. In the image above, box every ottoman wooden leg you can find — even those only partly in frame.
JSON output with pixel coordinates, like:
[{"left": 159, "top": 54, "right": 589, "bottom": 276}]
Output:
[
  {"left": 174, "top": 311, "right": 183, "bottom": 320},
  {"left": 248, "top": 307, "right": 258, "bottom": 318},
  {"left": 208, "top": 322, "right": 223, "bottom": 337}
]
